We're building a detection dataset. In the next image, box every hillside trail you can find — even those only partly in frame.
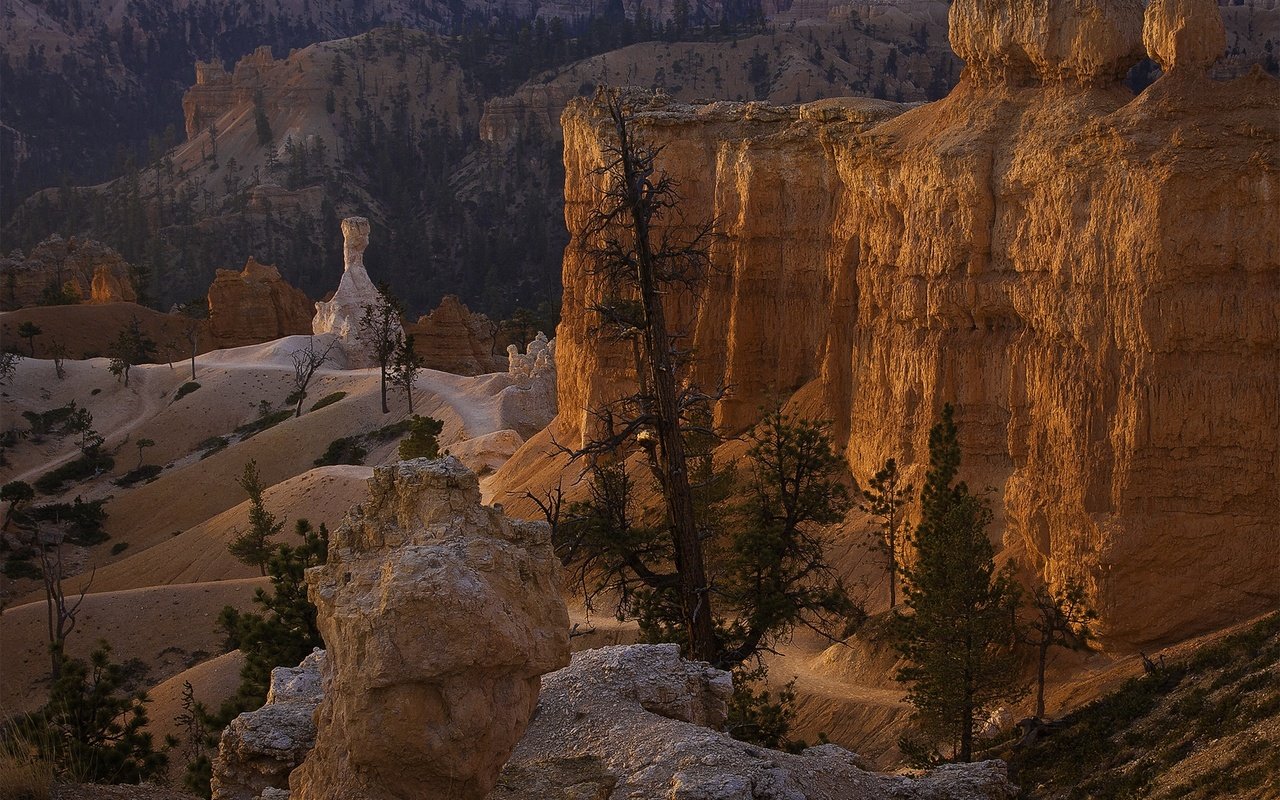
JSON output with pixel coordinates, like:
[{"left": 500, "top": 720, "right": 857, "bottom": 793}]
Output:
[{"left": 9, "top": 362, "right": 175, "bottom": 486}]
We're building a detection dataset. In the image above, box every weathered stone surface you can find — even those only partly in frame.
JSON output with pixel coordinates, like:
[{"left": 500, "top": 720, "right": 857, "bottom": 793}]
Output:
[
  {"left": 405, "top": 294, "right": 503, "bottom": 375},
  {"left": 211, "top": 650, "right": 325, "bottom": 800},
  {"left": 495, "top": 644, "right": 1019, "bottom": 800},
  {"left": 183, "top": 46, "right": 277, "bottom": 141},
  {"left": 288, "top": 458, "right": 570, "bottom": 800},
  {"left": 1144, "top": 0, "right": 1226, "bottom": 74},
  {"left": 206, "top": 258, "right": 313, "bottom": 348},
  {"left": 547, "top": 0, "right": 1280, "bottom": 649},
  {"left": 0, "top": 235, "right": 136, "bottom": 309},
  {"left": 496, "top": 333, "right": 558, "bottom": 438},
  {"left": 312, "top": 217, "right": 400, "bottom": 368},
  {"left": 948, "top": 0, "right": 1145, "bottom": 84}
]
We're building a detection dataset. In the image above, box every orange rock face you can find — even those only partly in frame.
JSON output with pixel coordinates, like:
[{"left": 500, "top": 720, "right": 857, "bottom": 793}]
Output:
[
  {"left": 0, "top": 235, "right": 136, "bottom": 309},
  {"left": 206, "top": 258, "right": 313, "bottom": 348},
  {"left": 553, "top": 2, "right": 1280, "bottom": 648},
  {"left": 405, "top": 295, "right": 503, "bottom": 376}
]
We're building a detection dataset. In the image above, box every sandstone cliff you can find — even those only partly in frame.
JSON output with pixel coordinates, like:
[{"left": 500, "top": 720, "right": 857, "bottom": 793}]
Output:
[
  {"left": 538, "top": 0, "right": 1280, "bottom": 648},
  {"left": 206, "top": 257, "right": 313, "bottom": 349},
  {"left": 0, "top": 234, "right": 136, "bottom": 309}
]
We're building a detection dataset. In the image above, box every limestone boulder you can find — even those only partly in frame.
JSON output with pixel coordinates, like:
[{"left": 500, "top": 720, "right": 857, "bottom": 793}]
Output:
[
  {"left": 211, "top": 650, "right": 325, "bottom": 800},
  {"left": 206, "top": 258, "right": 313, "bottom": 348},
  {"left": 948, "top": 0, "right": 1145, "bottom": 84},
  {"left": 494, "top": 644, "right": 1019, "bottom": 800},
  {"left": 288, "top": 457, "right": 570, "bottom": 800}
]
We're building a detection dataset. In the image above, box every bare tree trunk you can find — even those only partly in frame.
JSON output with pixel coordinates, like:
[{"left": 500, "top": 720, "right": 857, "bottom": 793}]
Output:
[{"left": 614, "top": 104, "right": 718, "bottom": 665}]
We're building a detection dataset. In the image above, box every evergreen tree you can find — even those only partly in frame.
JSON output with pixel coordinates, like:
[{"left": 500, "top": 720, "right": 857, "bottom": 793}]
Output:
[
  {"left": 107, "top": 316, "right": 156, "bottom": 387},
  {"left": 18, "top": 321, "right": 42, "bottom": 356},
  {"left": 10, "top": 641, "right": 167, "bottom": 784},
  {"left": 228, "top": 460, "right": 284, "bottom": 575},
  {"left": 398, "top": 415, "right": 443, "bottom": 460},
  {"left": 893, "top": 403, "right": 1023, "bottom": 762},
  {"left": 860, "top": 457, "right": 912, "bottom": 609},
  {"left": 389, "top": 334, "right": 423, "bottom": 413},
  {"left": 357, "top": 287, "right": 404, "bottom": 414},
  {"left": 1023, "top": 578, "right": 1096, "bottom": 719}
]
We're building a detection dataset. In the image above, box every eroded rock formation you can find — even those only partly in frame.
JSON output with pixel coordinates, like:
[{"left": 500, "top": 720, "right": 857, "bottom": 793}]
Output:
[
  {"left": 206, "top": 258, "right": 313, "bottom": 348},
  {"left": 496, "top": 332, "right": 559, "bottom": 438},
  {"left": 210, "top": 643, "right": 1017, "bottom": 800},
  {"left": 211, "top": 650, "right": 325, "bottom": 800},
  {"left": 496, "top": 644, "right": 1018, "bottom": 800},
  {"left": 547, "top": 0, "right": 1280, "bottom": 648},
  {"left": 312, "top": 217, "right": 400, "bottom": 368},
  {"left": 0, "top": 235, "right": 136, "bottom": 309},
  {"left": 405, "top": 294, "right": 503, "bottom": 375},
  {"left": 287, "top": 458, "right": 570, "bottom": 800},
  {"left": 183, "top": 46, "right": 278, "bottom": 140}
]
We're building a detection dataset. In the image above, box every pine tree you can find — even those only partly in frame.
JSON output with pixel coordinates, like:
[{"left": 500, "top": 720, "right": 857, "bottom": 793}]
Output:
[
  {"left": 893, "top": 403, "right": 1023, "bottom": 762},
  {"left": 860, "top": 457, "right": 912, "bottom": 609},
  {"left": 228, "top": 460, "right": 284, "bottom": 575}
]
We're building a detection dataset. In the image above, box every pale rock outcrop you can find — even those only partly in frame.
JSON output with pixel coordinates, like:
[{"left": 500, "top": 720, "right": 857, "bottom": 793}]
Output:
[
  {"left": 494, "top": 644, "right": 1019, "bottom": 800},
  {"left": 0, "top": 235, "right": 136, "bottom": 309},
  {"left": 1143, "top": 0, "right": 1226, "bottom": 74},
  {"left": 312, "top": 217, "right": 400, "bottom": 368},
  {"left": 210, "top": 644, "right": 1017, "bottom": 800},
  {"left": 543, "top": 0, "right": 1280, "bottom": 649},
  {"left": 405, "top": 294, "right": 503, "bottom": 375},
  {"left": 288, "top": 458, "right": 570, "bottom": 800},
  {"left": 206, "top": 258, "right": 313, "bottom": 348},
  {"left": 211, "top": 650, "right": 326, "bottom": 800},
  {"left": 496, "top": 333, "right": 558, "bottom": 438},
  {"left": 449, "top": 428, "right": 527, "bottom": 475}
]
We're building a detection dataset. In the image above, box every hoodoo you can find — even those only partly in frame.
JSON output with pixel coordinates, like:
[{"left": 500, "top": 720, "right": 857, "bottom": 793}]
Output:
[{"left": 312, "top": 217, "right": 400, "bottom": 368}]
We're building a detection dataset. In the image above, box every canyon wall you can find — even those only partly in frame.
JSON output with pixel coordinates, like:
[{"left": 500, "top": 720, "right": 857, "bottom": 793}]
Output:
[{"left": 551, "top": 0, "right": 1280, "bottom": 648}]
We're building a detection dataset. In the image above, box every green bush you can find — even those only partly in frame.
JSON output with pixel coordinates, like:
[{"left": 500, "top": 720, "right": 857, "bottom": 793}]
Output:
[
  {"left": 22, "top": 403, "right": 78, "bottom": 438},
  {"left": 34, "top": 451, "right": 114, "bottom": 495},
  {"left": 314, "top": 437, "right": 367, "bottom": 467},
  {"left": 309, "top": 391, "right": 347, "bottom": 411},
  {"left": 175, "top": 382, "right": 202, "bottom": 402},
  {"left": 110, "top": 542, "right": 130, "bottom": 556},
  {"left": 114, "top": 464, "right": 163, "bottom": 487}
]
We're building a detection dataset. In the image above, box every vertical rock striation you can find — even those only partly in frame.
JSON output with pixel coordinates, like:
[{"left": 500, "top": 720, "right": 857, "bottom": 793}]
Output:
[
  {"left": 288, "top": 458, "right": 570, "bottom": 800},
  {"left": 548, "top": 0, "right": 1280, "bottom": 647}
]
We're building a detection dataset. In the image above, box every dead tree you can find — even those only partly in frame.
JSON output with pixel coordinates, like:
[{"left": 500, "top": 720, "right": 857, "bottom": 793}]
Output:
[
  {"left": 290, "top": 337, "right": 339, "bottom": 417},
  {"left": 575, "top": 87, "right": 720, "bottom": 663},
  {"left": 39, "top": 536, "right": 94, "bottom": 681}
]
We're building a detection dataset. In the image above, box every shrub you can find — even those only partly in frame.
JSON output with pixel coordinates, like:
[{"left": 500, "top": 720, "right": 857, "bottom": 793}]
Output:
[
  {"left": 30, "top": 498, "right": 109, "bottom": 546},
  {"left": 233, "top": 410, "right": 292, "bottom": 439},
  {"left": 314, "top": 437, "right": 367, "bottom": 467},
  {"left": 33, "top": 452, "right": 114, "bottom": 495},
  {"left": 309, "top": 391, "right": 347, "bottom": 411},
  {"left": 175, "top": 382, "right": 202, "bottom": 402},
  {"left": 114, "top": 464, "right": 163, "bottom": 487},
  {"left": 110, "top": 542, "right": 130, "bottom": 556},
  {"left": 22, "top": 404, "right": 77, "bottom": 439},
  {"left": 369, "top": 418, "right": 413, "bottom": 442},
  {"left": 2, "top": 557, "right": 42, "bottom": 580},
  {"left": 197, "top": 436, "right": 229, "bottom": 459}
]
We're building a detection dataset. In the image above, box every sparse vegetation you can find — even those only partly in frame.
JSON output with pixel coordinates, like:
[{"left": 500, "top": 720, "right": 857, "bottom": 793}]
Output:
[
  {"left": 288, "top": 337, "right": 339, "bottom": 417},
  {"left": 233, "top": 408, "right": 293, "bottom": 438},
  {"left": 114, "top": 464, "right": 163, "bottom": 487},
  {"left": 309, "top": 391, "right": 347, "bottom": 411},
  {"left": 1012, "top": 612, "right": 1280, "bottom": 799},
  {"left": 196, "top": 435, "right": 229, "bottom": 459},
  {"left": 358, "top": 287, "right": 406, "bottom": 414},
  {"left": 175, "top": 381, "right": 202, "bottom": 401},
  {"left": 34, "top": 451, "right": 114, "bottom": 495},
  {"left": 0, "top": 350, "right": 19, "bottom": 385},
  {"left": 29, "top": 498, "right": 109, "bottom": 546},
  {"left": 17, "top": 321, "right": 42, "bottom": 356},
  {"left": 106, "top": 316, "right": 157, "bottom": 387}
]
